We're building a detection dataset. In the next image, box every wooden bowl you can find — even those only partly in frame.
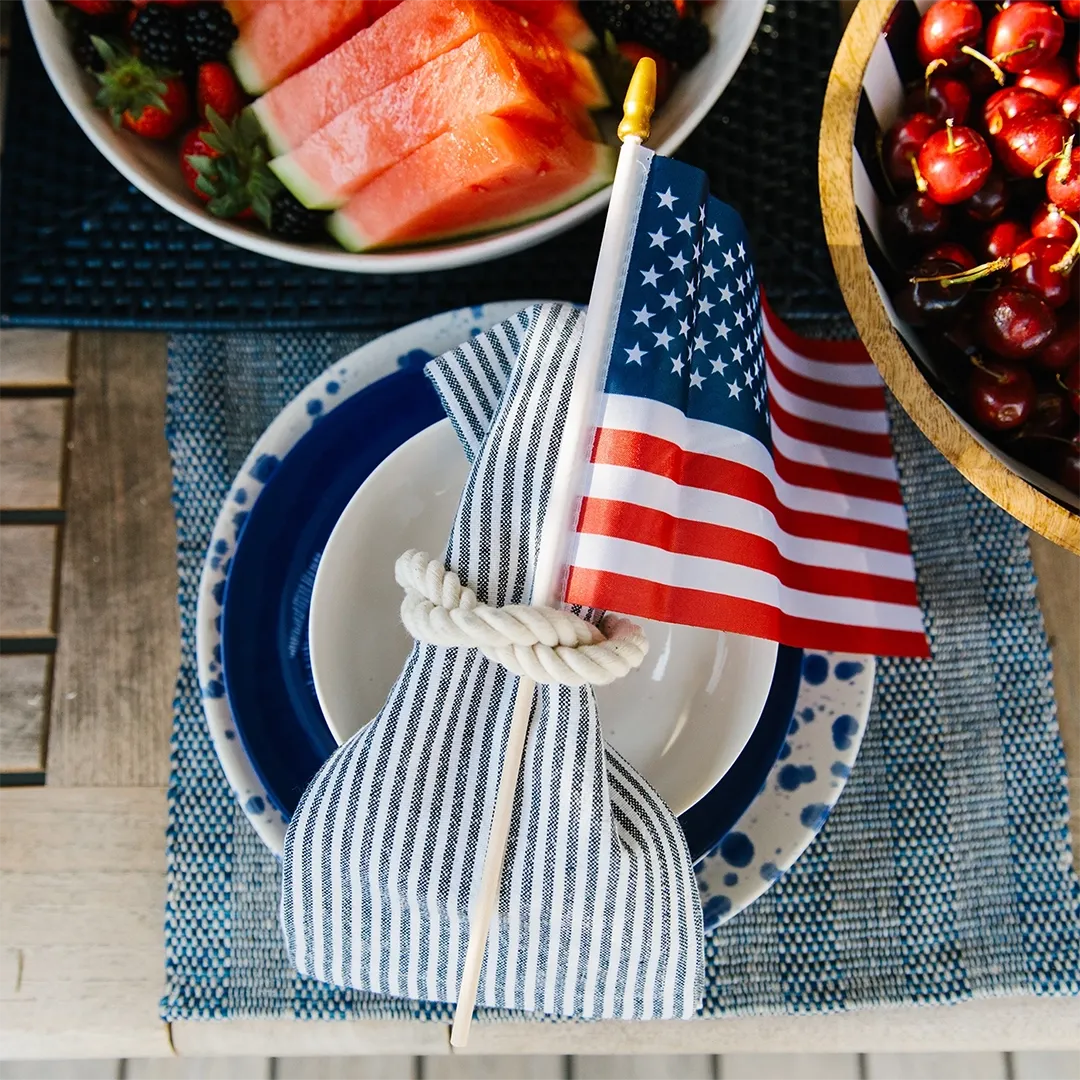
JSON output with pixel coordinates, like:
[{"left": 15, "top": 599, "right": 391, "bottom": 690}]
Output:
[{"left": 819, "top": 0, "right": 1080, "bottom": 556}]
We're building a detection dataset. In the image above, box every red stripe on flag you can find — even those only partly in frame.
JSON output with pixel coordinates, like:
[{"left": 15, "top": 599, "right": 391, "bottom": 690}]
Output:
[
  {"left": 771, "top": 448, "right": 903, "bottom": 504},
  {"left": 765, "top": 348, "right": 887, "bottom": 412},
  {"left": 592, "top": 428, "right": 913, "bottom": 554},
  {"left": 768, "top": 395, "right": 895, "bottom": 457},
  {"left": 565, "top": 567, "right": 931, "bottom": 658},
  {"left": 760, "top": 294, "right": 873, "bottom": 366},
  {"left": 575, "top": 498, "right": 921, "bottom": 606}
]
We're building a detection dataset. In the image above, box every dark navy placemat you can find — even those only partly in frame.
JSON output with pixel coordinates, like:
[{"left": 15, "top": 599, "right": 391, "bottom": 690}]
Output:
[{"left": 1, "top": 2, "right": 849, "bottom": 333}]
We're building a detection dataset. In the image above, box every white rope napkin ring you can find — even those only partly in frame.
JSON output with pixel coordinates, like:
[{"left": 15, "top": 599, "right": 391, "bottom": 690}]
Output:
[{"left": 395, "top": 550, "right": 648, "bottom": 687}]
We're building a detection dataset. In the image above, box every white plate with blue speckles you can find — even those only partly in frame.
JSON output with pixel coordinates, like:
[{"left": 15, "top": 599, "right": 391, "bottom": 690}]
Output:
[{"left": 695, "top": 651, "right": 874, "bottom": 931}]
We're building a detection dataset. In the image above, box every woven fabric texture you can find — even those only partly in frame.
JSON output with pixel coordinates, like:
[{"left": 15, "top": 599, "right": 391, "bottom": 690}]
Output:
[{"left": 162, "top": 330, "right": 1080, "bottom": 1021}]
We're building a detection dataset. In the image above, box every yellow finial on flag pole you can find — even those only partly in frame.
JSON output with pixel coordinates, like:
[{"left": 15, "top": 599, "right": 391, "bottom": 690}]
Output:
[{"left": 617, "top": 56, "right": 657, "bottom": 143}]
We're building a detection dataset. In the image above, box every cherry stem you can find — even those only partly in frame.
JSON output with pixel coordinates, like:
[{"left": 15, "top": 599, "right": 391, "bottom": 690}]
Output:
[
  {"left": 924, "top": 58, "right": 947, "bottom": 94},
  {"left": 911, "top": 254, "right": 1021, "bottom": 288},
  {"left": 959, "top": 44, "right": 1006, "bottom": 85},
  {"left": 1049, "top": 209, "right": 1080, "bottom": 274},
  {"left": 992, "top": 40, "right": 1037, "bottom": 65},
  {"left": 945, "top": 117, "right": 956, "bottom": 153},
  {"left": 1056, "top": 134, "right": 1075, "bottom": 184},
  {"left": 911, "top": 155, "right": 928, "bottom": 193},
  {"left": 970, "top": 354, "right": 1007, "bottom": 383}
]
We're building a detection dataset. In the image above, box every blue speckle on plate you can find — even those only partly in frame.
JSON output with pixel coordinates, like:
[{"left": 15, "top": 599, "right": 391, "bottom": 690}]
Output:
[
  {"left": 471, "top": 304, "right": 485, "bottom": 317},
  {"left": 832, "top": 714, "right": 859, "bottom": 750},
  {"left": 801, "top": 707, "right": 815, "bottom": 723},
  {"left": 213, "top": 643, "right": 222, "bottom": 665},
  {"left": 211, "top": 579, "right": 226, "bottom": 606},
  {"left": 778, "top": 763, "right": 816, "bottom": 791},
  {"left": 224, "top": 729, "right": 236, "bottom": 740},
  {"left": 397, "top": 348, "right": 432, "bottom": 369},
  {"left": 245, "top": 796, "right": 265, "bottom": 815},
  {"left": 719, "top": 831, "right": 754, "bottom": 867},
  {"left": 789, "top": 716, "right": 799, "bottom": 734},
  {"left": 326, "top": 381, "right": 340, "bottom": 394},
  {"left": 249, "top": 454, "right": 279, "bottom": 483},
  {"left": 760, "top": 862, "right": 782, "bottom": 882},
  {"left": 800, "top": 802, "right": 831, "bottom": 829},
  {"left": 215, "top": 539, "right": 228, "bottom": 555},
  {"left": 777, "top": 741, "right": 792, "bottom": 760},
  {"left": 204, "top": 679, "right": 224, "bottom": 699},
  {"left": 306, "top": 399, "right": 323, "bottom": 417},
  {"left": 210, "top": 556, "right": 219, "bottom": 571},
  {"left": 233, "top": 510, "right": 249, "bottom": 533},
  {"left": 703, "top": 894, "right": 732, "bottom": 921},
  {"left": 214, "top": 614, "right": 222, "bottom": 632},
  {"left": 803, "top": 654, "right": 829, "bottom": 685},
  {"left": 234, "top": 488, "right": 247, "bottom": 504},
  {"left": 834, "top": 660, "right": 864, "bottom": 680},
  {"left": 831, "top": 761, "right": 851, "bottom": 778},
  {"left": 723, "top": 872, "right": 738, "bottom": 886}
]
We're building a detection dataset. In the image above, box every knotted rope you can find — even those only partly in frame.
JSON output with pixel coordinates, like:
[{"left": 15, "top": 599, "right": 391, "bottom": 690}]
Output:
[{"left": 395, "top": 550, "right": 648, "bottom": 687}]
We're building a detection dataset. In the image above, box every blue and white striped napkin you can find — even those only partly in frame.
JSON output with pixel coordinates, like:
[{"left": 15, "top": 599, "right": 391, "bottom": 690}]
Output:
[{"left": 281, "top": 303, "right": 705, "bottom": 1019}]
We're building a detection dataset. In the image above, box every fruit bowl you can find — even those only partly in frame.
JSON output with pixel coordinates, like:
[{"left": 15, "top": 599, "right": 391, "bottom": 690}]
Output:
[
  {"left": 820, "top": 0, "right": 1080, "bottom": 555},
  {"left": 25, "top": 0, "right": 764, "bottom": 274}
]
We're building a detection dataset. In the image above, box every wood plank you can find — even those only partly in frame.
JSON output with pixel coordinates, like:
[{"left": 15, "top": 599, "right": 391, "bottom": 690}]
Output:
[
  {"left": 0, "top": 332, "right": 71, "bottom": 388},
  {"left": 1011, "top": 1051, "right": 1080, "bottom": 1079},
  {"left": 170, "top": 1022, "right": 449, "bottom": 1059},
  {"left": 572, "top": 1057, "right": 713, "bottom": 1079},
  {"left": 126, "top": 1059, "right": 271, "bottom": 1079},
  {"left": 47, "top": 334, "right": 178, "bottom": 787},
  {"left": 0, "top": 788, "right": 171, "bottom": 1059},
  {"left": 0, "top": 1063, "right": 120, "bottom": 1079},
  {"left": 720, "top": 1053, "right": 860, "bottom": 1079},
  {"left": 0, "top": 654, "right": 49, "bottom": 772},
  {"left": 0, "top": 399, "right": 66, "bottom": 508},
  {"left": 431, "top": 1056, "right": 564, "bottom": 1079},
  {"left": 864, "top": 1053, "right": 1007, "bottom": 1079},
  {"left": 0, "top": 526, "right": 57, "bottom": 634},
  {"left": 275, "top": 1058, "right": 416, "bottom": 1079}
]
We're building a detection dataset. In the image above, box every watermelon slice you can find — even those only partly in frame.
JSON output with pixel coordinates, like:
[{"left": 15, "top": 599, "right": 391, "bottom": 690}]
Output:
[
  {"left": 252, "top": 0, "right": 607, "bottom": 157},
  {"left": 497, "top": 0, "right": 596, "bottom": 51},
  {"left": 229, "top": 0, "right": 396, "bottom": 94},
  {"left": 270, "top": 32, "right": 582, "bottom": 210},
  {"left": 328, "top": 116, "right": 614, "bottom": 251}
]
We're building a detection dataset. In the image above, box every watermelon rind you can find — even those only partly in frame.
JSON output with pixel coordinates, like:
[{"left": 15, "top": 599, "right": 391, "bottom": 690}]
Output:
[
  {"left": 249, "top": 99, "right": 290, "bottom": 158},
  {"left": 327, "top": 142, "right": 616, "bottom": 253},
  {"left": 229, "top": 39, "right": 267, "bottom": 96},
  {"left": 269, "top": 152, "right": 343, "bottom": 211}
]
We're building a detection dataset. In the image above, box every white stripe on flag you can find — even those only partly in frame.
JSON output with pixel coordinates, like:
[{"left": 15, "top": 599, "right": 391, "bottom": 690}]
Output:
[
  {"left": 768, "top": 376, "right": 891, "bottom": 434},
  {"left": 572, "top": 533, "right": 927, "bottom": 632},
  {"left": 762, "top": 321, "right": 885, "bottom": 388}
]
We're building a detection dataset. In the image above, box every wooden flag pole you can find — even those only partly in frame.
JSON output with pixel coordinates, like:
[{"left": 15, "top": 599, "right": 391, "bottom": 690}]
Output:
[{"left": 450, "top": 59, "right": 657, "bottom": 1049}]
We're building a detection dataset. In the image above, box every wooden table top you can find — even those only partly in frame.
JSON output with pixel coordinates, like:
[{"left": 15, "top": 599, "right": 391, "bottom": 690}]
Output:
[{"left": 0, "top": 329, "right": 1078, "bottom": 1060}]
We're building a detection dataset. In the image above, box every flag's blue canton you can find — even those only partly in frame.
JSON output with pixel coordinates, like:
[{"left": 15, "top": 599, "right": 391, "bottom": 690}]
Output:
[{"left": 605, "top": 155, "right": 770, "bottom": 447}]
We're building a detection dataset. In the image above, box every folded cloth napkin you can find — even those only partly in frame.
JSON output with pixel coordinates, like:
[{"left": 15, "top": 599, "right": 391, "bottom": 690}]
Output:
[{"left": 282, "top": 302, "right": 705, "bottom": 1020}]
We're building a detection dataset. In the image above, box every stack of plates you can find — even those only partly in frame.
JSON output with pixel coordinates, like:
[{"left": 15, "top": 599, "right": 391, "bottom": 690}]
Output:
[{"left": 197, "top": 303, "right": 874, "bottom": 931}]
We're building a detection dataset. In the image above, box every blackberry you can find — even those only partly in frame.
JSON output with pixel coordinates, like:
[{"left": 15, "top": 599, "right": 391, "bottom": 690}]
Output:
[
  {"left": 579, "top": 0, "right": 709, "bottom": 68},
  {"left": 269, "top": 189, "right": 328, "bottom": 241},
  {"left": 73, "top": 30, "right": 107, "bottom": 73},
  {"left": 183, "top": 3, "right": 239, "bottom": 64},
  {"left": 130, "top": 4, "right": 189, "bottom": 69}
]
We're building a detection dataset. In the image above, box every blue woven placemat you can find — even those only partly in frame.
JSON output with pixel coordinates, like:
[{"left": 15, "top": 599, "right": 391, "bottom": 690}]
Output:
[{"left": 162, "top": 330, "right": 1080, "bottom": 1020}]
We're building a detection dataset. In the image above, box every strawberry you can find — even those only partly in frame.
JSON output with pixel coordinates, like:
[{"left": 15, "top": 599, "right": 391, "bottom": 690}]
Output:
[
  {"left": 91, "top": 38, "right": 191, "bottom": 140},
  {"left": 197, "top": 61, "right": 244, "bottom": 122},
  {"left": 185, "top": 107, "right": 279, "bottom": 222},
  {"left": 67, "top": 0, "right": 123, "bottom": 16},
  {"left": 180, "top": 126, "right": 218, "bottom": 201}
]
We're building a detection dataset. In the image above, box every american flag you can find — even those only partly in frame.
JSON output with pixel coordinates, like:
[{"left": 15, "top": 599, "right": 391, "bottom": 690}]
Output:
[{"left": 563, "top": 154, "right": 928, "bottom": 658}]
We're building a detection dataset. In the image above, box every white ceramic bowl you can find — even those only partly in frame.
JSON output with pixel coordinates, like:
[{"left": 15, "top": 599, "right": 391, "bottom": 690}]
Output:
[
  {"left": 25, "top": 0, "right": 764, "bottom": 273},
  {"left": 308, "top": 418, "right": 778, "bottom": 817}
]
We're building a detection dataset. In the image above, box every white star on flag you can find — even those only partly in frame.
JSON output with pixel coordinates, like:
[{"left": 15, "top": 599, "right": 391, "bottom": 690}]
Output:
[
  {"left": 701, "top": 261, "right": 717, "bottom": 281},
  {"left": 661, "top": 290, "right": 679, "bottom": 311},
  {"left": 710, "top": 355, "right": 728, "bottom": 376},
  {"left": 706, "top": 224, "right": 722, "bottom": 244},
  {"left": 649, "top": 228, "right": 668, "bottom": 249},
  {"left": 718, "top": 284, "right": 733, "bottom": 303},
  {"left": 693, "top": 333, "right": 707, "bottom": 353},
  {"left": 640, "top": 266, "right": 661, "bottom": 287},
  {"left": 671, "top": 354, "right": 685, "bottom": 374},
  {"left": 676, "top": 214, "right": 694, "bottom": 235},
  {"left": 656, "top": 187, "right": 677, "bottom": 210},
  {"left": 715, "top": 320, "right": 730, "bottom": 340},
  {"left": 727, "top": 380, "right": 743, "bottom": 399},
  {"left": 632, "top": 306, "right": 653, "bottom": 326},
  {"left": 734, "top": 309, "right": 745, "bottom": 328},
  {"left": 723, "top": 250, "right": 736, "bottom": 269},
  {"left": 678, "top": 317, "right": 691, "bottom": 337},
  {"left": 669, "top": 251, "right": 689, "bottom": 273},
  {"left": 689, "top": 370, "right": 705, "bottom": 390},
  {"left": 697, "top": 297, "right": 714, "bottom": 317},
  {"left": 731, "top": 343, "right": 744, "bottom": 364},
  {"left": 654, "top": 328, "right": 673, "bottom": 349},
  {"left": 625, "top": 343, "right": 645, "bottom": 365},
  {"left": 737, "top": 241, "right": 746, "bottom": 260}
]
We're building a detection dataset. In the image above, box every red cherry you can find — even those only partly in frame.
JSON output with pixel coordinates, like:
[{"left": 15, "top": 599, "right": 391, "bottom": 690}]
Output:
[
  {"left": 1046, "top": 142, "right": 1080, "bottom": 214},
  {"left": 1036, "top": 314, "right": 1080, "bottom": 370},
  {"left": 1008, "top": 236, "right": 1075, "bottom": 307},
  {"left": 1057, "top": 432, "right": 1079, "bottom": 493},
  {"left": 917, "top": 0, "right": 983, "bottom": 66},
  {"left": 1063, "top": 361, "right": 1080, "bottom": 414},
  {"left": 962, "top": 169, "right": 1009, "bottom": 222},
  {"left": 1016, "top": 58, "right": 1073, "bottom": 103},
  {"left": 978, "top": 286, "right": 1057, "bottom": 359},
  {"left": 884, "top": 112, "right": 941, "bottom": 188},
  {"left": 982, "top": 86, "right": 1054, "bottom": 136},
  {"left": 895, "top": 257, "right": 973, "bottom": 326},
  {"left": 995, "top": 112, "right": 1074, "bottom": 178},
  {"left": 986, "top": 2, "right": 1065, "bottom": 74},
  {"left": 906, "top": 73, "right": 972, "bottom": 123},
  {"left": 916, "top": 121, "right": 992, "bottom": 203},
  {"left": 1063, "top": 0, "right": 1080, "bottom": 19},
  {"left": 1031, "top": 200, "right": 1076, "bottom": 241},
  {"left": 1061, "top": 86, "right": 1080, "bottom": 121},
  {"left": 968, "top": 359, "right": 1036, "bottom": 429},
  {"left": 982, "top": 219, "right": 1032, "bottom": 259},
  {"left": 885, "top": 191, "right": 952, "bottom": 255},
  {"left": 1023, "top": 390, "right": 1069, "bottom": 438},
  {"left": 927, "top": 241, "right": 978, "bottom": 269}
]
